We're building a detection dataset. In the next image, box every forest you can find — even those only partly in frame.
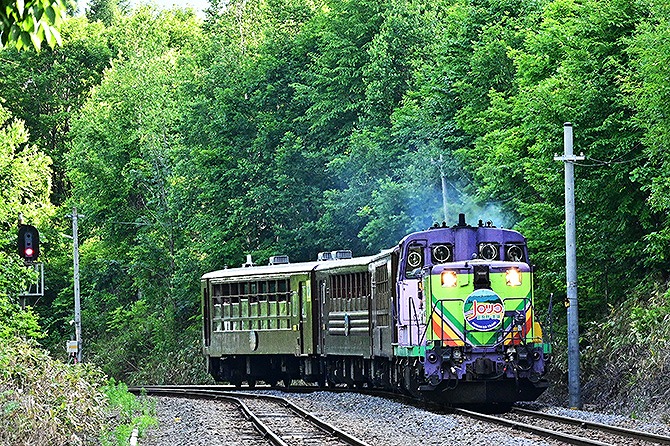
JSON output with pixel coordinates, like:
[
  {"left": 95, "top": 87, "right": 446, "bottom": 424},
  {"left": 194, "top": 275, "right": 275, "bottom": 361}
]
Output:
[{"left": 1, "top": 0, "right": 670, "bottom": 416}]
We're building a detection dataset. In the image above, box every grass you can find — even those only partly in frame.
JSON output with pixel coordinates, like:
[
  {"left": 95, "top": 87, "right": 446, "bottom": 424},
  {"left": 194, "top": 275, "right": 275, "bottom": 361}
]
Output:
[{"left": 101, "top": 380, "right": 157, "bottom": 445}]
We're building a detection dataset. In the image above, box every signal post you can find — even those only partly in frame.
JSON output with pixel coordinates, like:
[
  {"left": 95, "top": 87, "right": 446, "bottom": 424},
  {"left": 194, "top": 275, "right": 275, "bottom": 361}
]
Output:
[{"left": 17, "top": 217, "right": 44, "bottom": 308}]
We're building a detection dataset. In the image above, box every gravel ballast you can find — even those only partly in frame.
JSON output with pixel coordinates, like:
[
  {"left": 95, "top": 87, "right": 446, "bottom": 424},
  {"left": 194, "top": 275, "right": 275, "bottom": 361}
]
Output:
[
  {"left": 138, "top": 391, "right": 670, "bottom": 445},
  {"left": 140, "top": 396, "right": 261, "bottom": 446}
]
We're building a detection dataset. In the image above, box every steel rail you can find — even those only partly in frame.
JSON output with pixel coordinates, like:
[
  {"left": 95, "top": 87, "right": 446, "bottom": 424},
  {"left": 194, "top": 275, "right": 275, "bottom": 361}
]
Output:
[
  {"left": 454, "top": 408, "right": 612, "bottom": 446},
  {"left": 129, "top": 385, "right": 370, "bottom": 446},
  {"left": 129, "top": 387, "right": 289, "bottom": 446},
  {"left": 511, "top": 407, "right": 670, "bottom": 445}
]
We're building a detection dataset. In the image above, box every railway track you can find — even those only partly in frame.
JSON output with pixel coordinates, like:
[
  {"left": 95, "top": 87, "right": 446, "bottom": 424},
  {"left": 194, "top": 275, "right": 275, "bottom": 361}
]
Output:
[
  {"left": 456, "top": 406, "right": 670, "bottom": 446},
  {"left": 132, "top": 385, "right": 670, "bottom": 446},
  {"left": 129, "top": 386, "right": 370, "bottom": 446}
]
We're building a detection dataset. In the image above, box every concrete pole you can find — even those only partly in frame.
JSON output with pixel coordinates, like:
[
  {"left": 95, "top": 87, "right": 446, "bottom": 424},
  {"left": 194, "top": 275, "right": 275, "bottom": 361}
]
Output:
[
  {"left": 71, "top": 208, "right": 83, "bottom": 363},
  {"left": 554, "top": 123, "right": 584, "bottom": 409}
]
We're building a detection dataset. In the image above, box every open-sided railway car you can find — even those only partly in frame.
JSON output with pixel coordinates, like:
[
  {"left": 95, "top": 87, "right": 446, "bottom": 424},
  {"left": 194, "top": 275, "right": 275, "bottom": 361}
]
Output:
[{"left": 201, "top": 214, "right": 551, "bottom": 405}]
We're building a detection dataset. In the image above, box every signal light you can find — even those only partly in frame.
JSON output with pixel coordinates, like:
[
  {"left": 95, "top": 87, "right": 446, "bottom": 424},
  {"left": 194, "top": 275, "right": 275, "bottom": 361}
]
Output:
[{"left": 18, "top": 224, "right": 40, "bottom": 262}]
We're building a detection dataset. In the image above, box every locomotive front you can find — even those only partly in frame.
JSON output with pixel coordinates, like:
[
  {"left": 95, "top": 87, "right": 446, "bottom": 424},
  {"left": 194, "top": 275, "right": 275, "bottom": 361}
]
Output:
[{"left": 398, "top": 214, "right": 551, "bottom": 405}]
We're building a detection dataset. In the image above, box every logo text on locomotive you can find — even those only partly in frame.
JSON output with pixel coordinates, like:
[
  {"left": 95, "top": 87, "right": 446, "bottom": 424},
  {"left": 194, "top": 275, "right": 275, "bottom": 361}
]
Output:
[{"left": 464, "top": 289, "right": 505, "bottom": 331}]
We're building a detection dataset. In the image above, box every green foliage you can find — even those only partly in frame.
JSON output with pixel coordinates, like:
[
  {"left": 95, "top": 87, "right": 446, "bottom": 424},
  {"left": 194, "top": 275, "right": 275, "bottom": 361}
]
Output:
[
  {"left": 626, "top": 3, "right": 670, "bottom": 275},
  {"left": 454, "top": 0, "right": 649, "bottom": 316},
  {"left": 0, "top": 337, "right": 108, "bottom": 445},
  {"left": 0, "top": 105, "right": 53, "bottom": 338},
  {"left": 86, "top": 298, "right": 210, "bottom": 383},
  {"left": 0, "top": 337, "right": 156, "bottom": 446},
  {"left": 0, "top": 0, "right": 68, "bottom": 50},
  {"left": 0, "top": 294, "right": 42, "bottom": 339},
  {"left": 0, "top": 14, "right": 114, "bottom": 356},
  {"left": 86, "top": 0, "right": 125, "bottom": 26},
  {"left": 0, "top": 105, "right": 53, "bottom": 224},
  {"left": 630, "top": 290, "right": 670, "bottom": 345},
  {"left": 101, "top": 379, "right": 157, "bottom": 445},
  {"left": 0, "top": 17, "right": 113, "bottom": 203},
  {"left": 579, "top": 285, "right": 670, "bottom": 416},
  {"left": 64, "top": 7, "right": 214, "bottom": 382}
]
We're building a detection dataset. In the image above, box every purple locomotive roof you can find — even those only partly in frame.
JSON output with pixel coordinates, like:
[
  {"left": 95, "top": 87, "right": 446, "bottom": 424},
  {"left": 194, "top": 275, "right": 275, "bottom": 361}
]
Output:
[{"left": 398, "top": 217, "right": 528, "bottom": 263}]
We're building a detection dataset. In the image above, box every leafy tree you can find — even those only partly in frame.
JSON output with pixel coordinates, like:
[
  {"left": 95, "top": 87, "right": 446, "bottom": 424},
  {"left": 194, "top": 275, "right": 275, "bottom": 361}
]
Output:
[
  {"left": 181, "top": 0, "right": 334, "bottom": 266},
  {"left": 459, "top": 0, "right": 648, "bottom": 316},
  {"left": 0, "top": 105, "right": 53, "bottom": 338},
  {"left": 627, "top": 2, "right": 670, "bottom": 277},
  {"left": 352, "top": 0, "right": 546, "bottom": 250},
  {"left": 0, "top": 0, "right": 68, "bottom": 50},
  {"left": 0, "top": 17, "right": 113, "bottom": 352},
  {"left": 0, "top": 17, "right": 112, "bottom": 204},
  {"left": 293, "top": 0, "right": 386, "bottom": 148},
  {"left": 66, "top": 7, "right": 207, "bottom": 379},
  {"left": 85, "top": 0, "right": 125, "bottom": 25}
]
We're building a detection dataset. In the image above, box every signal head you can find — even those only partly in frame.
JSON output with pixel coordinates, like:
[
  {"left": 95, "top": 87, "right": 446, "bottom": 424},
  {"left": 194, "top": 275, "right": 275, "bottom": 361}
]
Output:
[{"left": 18, "top": 224, "right": 40, "bottom": 262}]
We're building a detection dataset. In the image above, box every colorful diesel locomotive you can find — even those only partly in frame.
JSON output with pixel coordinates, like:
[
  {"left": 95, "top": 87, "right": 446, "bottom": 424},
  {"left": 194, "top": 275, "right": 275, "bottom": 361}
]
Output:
[{"left": 201, "top": 214, "right": 550, "bottom": 405}]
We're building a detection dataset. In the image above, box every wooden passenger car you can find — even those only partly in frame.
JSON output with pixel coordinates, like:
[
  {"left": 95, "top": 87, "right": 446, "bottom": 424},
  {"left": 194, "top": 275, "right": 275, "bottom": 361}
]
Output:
[{"left": 201, "top": 250, "right": 396, "bottom": 387}]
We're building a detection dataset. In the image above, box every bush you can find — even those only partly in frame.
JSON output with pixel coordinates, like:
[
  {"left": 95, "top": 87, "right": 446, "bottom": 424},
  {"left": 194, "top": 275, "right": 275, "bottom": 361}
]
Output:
[
  {"left": 580, "top": 283, "right": 670, "bottom": 420},
  {"left": 0, "top": 337, "right": 107, "bottom": 445},
  {"left": 0, "top": 337, "right": 156, "bottom": 445}
]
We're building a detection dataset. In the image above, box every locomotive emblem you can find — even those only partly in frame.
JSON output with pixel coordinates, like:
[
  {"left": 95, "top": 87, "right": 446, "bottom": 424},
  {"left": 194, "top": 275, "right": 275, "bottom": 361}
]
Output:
[{"left": 463, "top": 289, "right": 505, "bottom": 331}]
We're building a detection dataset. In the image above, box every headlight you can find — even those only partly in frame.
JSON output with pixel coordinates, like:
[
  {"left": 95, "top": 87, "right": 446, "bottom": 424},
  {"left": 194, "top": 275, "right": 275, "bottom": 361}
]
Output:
[
  {"left": 506, "top": 267, "right": 522, "bottom": 286},
  {"left": 407, "top": 248, "right": 423, "bottom": 268},
  {"left": 479, "top": 243, "right": 499, "bottom": 260},
  {"left": 441, "top": 270, "right": 458, "bottom": 287},
  {"left": 506, "top": 244, "right": 525, "bottom": 262},
  {"left": 432, "top": 244, "right": 453, "bottom": 263}
]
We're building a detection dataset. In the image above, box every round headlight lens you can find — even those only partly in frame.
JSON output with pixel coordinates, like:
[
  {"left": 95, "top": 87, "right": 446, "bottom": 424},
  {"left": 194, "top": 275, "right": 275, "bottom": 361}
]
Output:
[
  {"left": 408, "top": 251, "right": 422, "bottom": 268},
  {"left": 506, "top": 244, "right": 524, "bottom": 262},
  {"left": 479, "top": 243, "right": 498, "bottom": 260},
  {"left": 432, "top": 244, "right": 452, "bottom": 263}
]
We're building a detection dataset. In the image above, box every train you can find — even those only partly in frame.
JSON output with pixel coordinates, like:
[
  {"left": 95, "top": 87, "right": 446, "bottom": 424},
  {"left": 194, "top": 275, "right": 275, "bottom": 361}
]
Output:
[{"left": 201, "top": 214, "right": 551, "bottom": 406}]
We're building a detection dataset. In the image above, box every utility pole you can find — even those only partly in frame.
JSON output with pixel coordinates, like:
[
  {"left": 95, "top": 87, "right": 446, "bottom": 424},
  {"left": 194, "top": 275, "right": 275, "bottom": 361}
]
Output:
[
  {"left": 67, "top": 208, "right": 84, "bottom": 363},
  {"left": 554, "top": 123, "right": 584, "bottom": 409}
]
